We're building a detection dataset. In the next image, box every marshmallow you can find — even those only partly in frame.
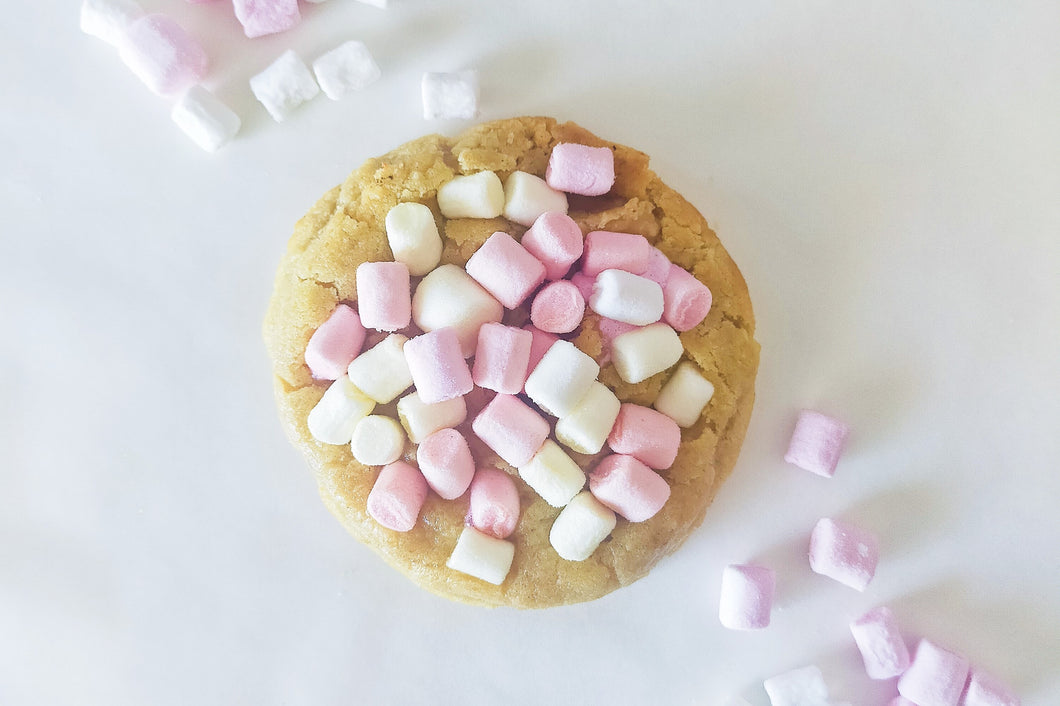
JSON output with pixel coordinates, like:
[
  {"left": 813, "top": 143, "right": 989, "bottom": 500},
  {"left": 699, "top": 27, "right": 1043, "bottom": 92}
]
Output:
[
  {"left": 304, "top": 304, "right": 366, "bottom": 380},
  {"left": 597, "top": 317, "right": 640, "bottom": 344},
  {"left": 611, "top": 323, "right": 683, "bottom": 384},
  {"left": 396, "top": 391, "right": 466, "bottom": 443},
  {"left": 569, "top": 271, "right": 596, "bottom": 301},
  {"left": 518, "top": 440, "right": 585, "bottom": 508},
  {"left": 718, "top": 564, "right": 776, "bottom": 630},
  {"left": 502, "top": 171, "right": 569, "bottom": 227},
  {"left": 346, "top": 333, "right": 412, "bottom": 404},
  {"left": 465, "top": 231, "right": 546, "bottom": 309},
  {"left": 366, "top": 460, "right": 427, "bottom": 532},
  {"left": 588, "top": 454, "right": 670, "bottom": 522},
  {"left": 582, "top": 231, "right": 651, "bottom": 277},
  {"left": 233, "top": 0, "right": 300, "bottom": 38},
  {"left": 530, "top": 281, "right": 585, "bottom": 334},
  {"left": 521, "top": 212, "right": 584, "bottom": 280},
  {"left": 523, "top": 340, "right": 600, "bottom": 418},
  {"left": 642, "top": 247, "right": 672, "bottom": 286},
  {"left": 589, "top": 269, "right": 665, "bottom": 326},
  {"left": 384, "top": 202, "right": 442, "bottom": 276},
  {"left": 549, "top": 491, "right": 617, "bottom": 562},
  {"left": 785, "top": 410, "right": 851, "bottom": 478},
  {"left": 468, "top": 468, "right": 520, "bottom": 539},
  {"left": 808, "top": 517, "right": 879, "bottom": 592},
  {"left": 80, "top": 0, "right": 143, "bottom": 47},
  {"left": 250, "top": 50, "right": 320, "bottom": 122},
  {"left": 307, "top": 376, "right": 375, "bottom": 445},
  {"left": 403, "top": 328, "right": 474, "bottom": 404},
  {"left": 663, "top": 265, "right": 713, "bottom": 331},
  {"left": 118, "top": 15, "right": 207, "bottom": 96},
  {"left": 555, "top": 381, "right": 621, "bottom": 455},
  {"left": 350, "top": 415, "right": 406, "bottom": 466},
  {"left": 963, "top": 669, "right": 1021, "bottom": 706},
  {"left": 312, "top": 40, "right": 380, "bottom": 100},
  {"left": 412, "top": 264, "right": 504, "bottom": 356},
  {"left": 545, "top": 143, "right": 616, "bottom": 196},
  {"left": 422, "top": 70, "right": 479, "bottom": 120},
  {"left": 446, "top": 526, "right": 514, "bottom": 585},
  {"left": 523, "top": 325, "right": 559, "bottom": 377},
  {"left": 437, "top": 171, "right": 503, "bottom": 219},
  {"left": 416, "top": 428, "right": 475, "bottom": 500},
  {"left": 763, "top": 665, "right": 831, "bottom": 706},
  {"left": 654, "top": 361, "right": 715, "bottom": 428},
  {"left": 356, "top": 261, "right": 411, "bottom": 332},
  {"left": 472, "top": 394, "right": 550, "bottom": 468},
  {"left": 471, "top": 323, "right": 532, "bottom": 394},
  {"left": 889, "top": 699, "right": 918, "bottom": 706},
  {"left": 171, "top": 85, "right": 241, "bottom": 153},
  {"left": 607, "top": 403, "right": 681, "bottom": 470},
  {"left": 850, "top": 606, "right": 910, "bottom": 679},
  {"left": 897, "top": 639, "right": 970, "bottom": 706}
]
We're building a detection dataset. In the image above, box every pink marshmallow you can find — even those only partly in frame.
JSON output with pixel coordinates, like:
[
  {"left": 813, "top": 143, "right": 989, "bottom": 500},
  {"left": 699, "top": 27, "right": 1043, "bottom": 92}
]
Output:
[
  {"left": 233, "top": 0, "right": 300, "bottom": 39},
  {"left": 898, "top": 639, "right": 970, "bottom": 706},
  {"left": 890, "top": 699, "right": 919, "bottom": 706},
  {"left": 850, "top": 606, "right": 911, "bottom": 679},
  {"left": 467, "top": 467, "right": 520, "bottom": 539},
  {"left": 471, "top": 394, "right": 549, "bottom": 467},
  {"left": 662, "top": 265, "right": 713, "bottom": 332},
  {"left": 784, "top": 409, "right": 851, "bottom": 478},
  {"left": 545, "top": 143, "right": 616, "bottom": 196},
  {"left": 465, "top": 232, "right": 546, "bottom": 309},
  {"left": 963, "top": 669, "right": 1021, "bottom": 706},
  {"left": 417, "top": 428, "right": 475, "bottom": 500},
  {"left": 588, "top": 454, "right": 670, "bottom": 522},
  {"left": 472, "top": 323, "right": 532, "bottom": 395},
  {"left": 520, "top": 212, "right": 584, "bottom": 280},
  {"left": 304, "top": 304, "right": 366, "bottom": 380},
  {"left": 642, "top": 247, "right": 672, "bottom": 286},
  {"left": 598, "top": 317, "right": 640, "bottom": 342},
  {"left": 403, "top": 328, "right": 473, "bottom": 404},
  {"left": 523, "top": 325, "right": 559, "bottom": 376},
  {"left": 718, "top": 564, "right": 776, "bottom": 630},
  {"left": 530, "top": 280, "right": 585, "bottom": 334},
  {"left": 356, "top": 261, "right": 411, "bottom": 332},
  {"left": 581, "top": 231, "right": 651, "bottom": 277},
  {"left": 607, "top": 403, "right": 682, "bottom": 470},
  {"left": 366, "top": 461, "right": 428, "bottom": 532},
  {"left": 808, "top": 517, "right": 879, "bottom": 591},
  {"left": 118, "top": 15, "right": 207, "bottom": 96},
  {"left": 569, "top": 270, "right": 596, "bottom": 301}
]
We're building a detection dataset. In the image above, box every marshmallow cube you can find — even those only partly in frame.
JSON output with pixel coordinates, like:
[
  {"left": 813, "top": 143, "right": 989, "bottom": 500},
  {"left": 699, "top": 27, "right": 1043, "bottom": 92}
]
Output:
[
  {"left": 589, "top": 269, "right": 665, "bottom": 326},
  {"left": 549, "top": 491, "right": 617, "bottom": 562},
  {"left": 366, "top": 461, "right": 427, "bottom": 532},
  {"left": 472, "top": 394, "right": 550, "bottom": 468},
  {"left": 763, "top": 665, "right": 831, "bottom": 706},
  {"left": 530, "top": 281, "right": 585, "bottom": 334},
  {"left": 447, "top": 526, "right": 514, "bottom": 585},
  {"left": 663, "top": 265, "right": 713, "bottom": 331},
  {"left": 523, "top": 340, "right": 600, "bottom": 418},
  {"left": 356, "top": 261, "right": 412, "bottom": 332},
  {"left": 611, "top": 322, "right": 683, "bottom": 384},
  {"left": 233, "top": 0, "right": 300, "bottom": 39},
  {"left": 403, "top": 328, "right": 474, "bottom": 404},
  {"left": 897, "top": 639, "right": 970, "bottom": 706},
  {"left": 785, "top": 410, "right": 851, "bottom": 478},
  {"left": 809, "top": 517, "right": 879, "bottom": 592},
  {"left": 468, "top": 468, "right": 520, "bottom": 539},
  {"left": 597, "top": 317, "right": 640, "bottom": 344},
  {"left": 437, "top": 171, "right": 503, "bottom": 219},
  {"left": 654, "top": 361, "right": 715, "bottom": 428},
  {"left": 171, "top": 85, "right": 241, "bottom": 152},
  {"left": 607, "top": 403, "right": 681, "bottom": 470},
  {"left": 582, "top": 231, "right": 651, "bottom": 277},
  {"left": 523, "top": 325, "right": 559, "bottom": 376},
  {"left": 642, "top": 247, "right": 672, "bottom": 286},
  {"left": 396, "top": 391, "right": 467, "bottom": 443},
  {"left": 304, "top": 303, "right": 366, "bottom": 380},
  {"left": 545, "top": 143, "right": 616, "bottom": 196},
  {"left": 718, "top": 564, "right": 776, "bottom": 630},
  {"left": 555, "top": 381, "right": 621, "bottom": 455},
  {"left": 307, "top": 377, "right": 375, "bottom": 445},
  {"left": 521, "top": 212, "right": 584, "bottom": 280},
  {"left": 471, "top": 323, "right": 532, "bottom": 395},
  {"left": 588, "top": 454, "right": 670, "bottom": 522},
  {"left": 118, "top": 15, "right": 207, "bottom": 96},
  {"left": 850, "top": 606, "right": 911, "bottom": 679},
  {"left": 502, "top": 171, "right": 569, "bottom": 227},
  {"left": 518, "top": 440, "right": 586, "bottom": 508},
  {"left": 412, "top": 264, "right": 504, "bottom": 357},
  {"left": 312, "top": 40, "right": 380, "bottom": 100},
  {"left": 346, "top": 333, "right": 412, "bottom": 404},
  {"left": 963, "top": 669, "right": 1021, "bottom": 706},
  {"left": 416, "top": 428, "right": 475, "bottom": 500},
  {"left": 250, "top": 50, "right": 320, "bottom": 122},
  {"left": 569, "top": 271, "right": 596, "bottom": 301},
  {"left": 80, "top": 0, "right": 144, "bottom": 47},
  {"left": 350, "top": 415, "right": 406, "bottom": 466},
  {"left": 465, "top": 232, "right": 546, "bottom": 309},
  {"left": 422, "top": 70, "right": 479, "bottom": 120},
  {"left": 385, "top": 202, "right": 442, "bottom": 276}
]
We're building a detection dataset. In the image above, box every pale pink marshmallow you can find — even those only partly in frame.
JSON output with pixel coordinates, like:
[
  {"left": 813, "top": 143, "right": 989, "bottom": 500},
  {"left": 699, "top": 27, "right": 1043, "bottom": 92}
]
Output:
[
  {"left": 520, "top": 212, "right": 584, "bottom": 280},
  {"left": 785, "top": 409, "right": 851, "bottom": 478},
  {"left": 464, "top": 232, "right": 546, "bottom": 309},
  {"left": 588, "top": 454, "right": 670, "bottom": 522},
  {"left": 597, "top": 317, "right": 640, "bottom": 363},
  {"left": 607, "top": 403, "right": 682, "bottom": 470},
  {"left": 472, "top": 323, "right": 532, "bottom": 394},
  {"left": 663, "top": 265, "right": 713, "bottom": 331},
  {"left": 118, "top": 15, "right": 207, "bottom": 96},
  {"left": 850, "top": 606, "right": 911, "bottom": 679},
  {"left": 890, "top": 699, "right": 918, "bottom": 706},
  {"left": 472, "top": 394, "right": 550, "bottom": 467},
  {"left": 545, "top": 143, "right": 616, "bottom": 196},
  {"left": 581, "top": 231, "right": 651, "bottom": 277},
  {"left": 304, "top": 304, "right": 366, "bottom": 380},
  {"left": 366, "top": 461, "right": 428, "bottom": 532},
  {"left": 523, "top": 325, "right": 558, "bottom": 376},
  {"left": 356, "top": 261, "right": 411, "bottom": 332},
  {"left": 808, "top": 517, "right": 879, "bottom": 591},
  {"left": 416, "top": 428, "right": 475, "bottom": 500},
  {"left": 569, "top": 271, "right": 596, "bottom": 301},
  {"left": 530, "top": 281, "right": 585, "bottom": 334},
  {"left": 467, "top": 468, "right": 520, "bottom": 539},
  {"left": 718, "top": 564, "right": 775, "bottom": 630},
  {"left": 233, "top": 0, "right": 300, "bottom": 38},
  {"left": 963, "top": 669, "right": 1021, "bottom": 706},
  {"left": 898, "top": 639, "right": 970, "bottom": 706},
  {"left": 642, "top": 247, "right": 672, "bottom": 286},
  {"left": 403, "top": 328, "right": 473, "bottom": 404}
]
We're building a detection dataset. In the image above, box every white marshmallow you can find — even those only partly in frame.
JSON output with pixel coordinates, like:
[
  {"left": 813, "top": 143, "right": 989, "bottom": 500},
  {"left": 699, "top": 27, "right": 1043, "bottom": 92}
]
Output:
[
  {"left": 312, "top": 40, "right": 380, "bottom": 100},
  {"left": 555, "top": 381, "right": 621, "bottom": 455},
  {"left": 412, "top": 264, "right": 504, "bottom": 357},
  {"left": 523, "top": 340, "right": 600, "bottom": 418},
  {"left": 446, "top": 526, "right": 515, "bottom": 585},
  {"left": 589, "top": 269, "right": 665, "bottom": 326},
  {"left": 502, "top": 171, "right": 569, "bottom": 227},
  {"left": 653, "top": 361, "right": 715, "bottom": 427},
  {"left": 396, "top": 390, "right": 467, "bottom": 443},
  {"left": 350, "top": 415, "right": 406, "bottom": 466},
  {"left": 171, "top": 85, "right": 241, "bottom": 153},
  {"left": 518, "top": 440, "right": 586, "bottom": 507},
  {"left": 250, "top": 50, "right": 320, "bottom": 122},
  {"left": 763, "top": 665, "right": 831, "bottom": 706},
  {"left": 549, "top": 490, "right": 617, "bottom": 562},
  {"left": 611, "top": 322, "right": 683, "bottom": 384},
  {"left": 346, "top": 334, "right": 412, "bottom": 404},
  {"left": 437, "top": 171, "right": 504, "bottom": 219},
  {"left": 80, "top": 0, "right": 143, "bottom": 47},
  {"left": 385, "top": 202, "right": 442, "bottom": 276},
  {"left": 422, "top": 70, "right": 479, "bottom": 120},
  {"left": 307, "top": 376, "right": 375, "bottom": 445}
]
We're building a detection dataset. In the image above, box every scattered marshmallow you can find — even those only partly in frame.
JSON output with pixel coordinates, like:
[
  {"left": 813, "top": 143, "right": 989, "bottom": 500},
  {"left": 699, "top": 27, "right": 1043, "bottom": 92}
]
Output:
[
  {"left": 171, "top": 85, "right": 241, "bottom": 152},
  {"left": 447, "top": 526, "right": 514, "bottom": 585},
  {"left": 808, "top": 517, "right": 879, "bottom": 592},
  {"left": 437, "top": 170, "right": 503, "bottom": 219},
  {"left": 607, "top": 403, "right": 681, "bottom": 470},
  {"left": 589, "top": 269, "right": 665, "bottom": 326},
  {"left": 465, "top": 231, "right": 546, "bottom": 309},
  {"left": 416, "top": 428, "right": 475, "bottom": 500},
  {"left": 312, "top": 40, "right": 380, "bottom": 100},
  {"left": 545, "top": 143, "right": 615, "bottom": 196},
  {"left": 718, "top": 564, "right": 776, "bottom": 630},
  {"left": 549, "top": 490, "right": 617, "bottom": 562},
  {"left": 518, "top": 440, "right": 586, "bottom": 508},
  {"left": 520, "top": 212, "right": 584, "bottom": 280},
  {"left": 412, "top": 264, "right": 503, "bottom": 357},
  {"left": 588, "top": 454, "right": 670, "bottom": 522},
  {"left": 250, "top": 49, "right": 320, "bottom": 122},
  {"left": 530, "top": 280, "right": 585, "bottom": 334},
  {"left": 653, "top": 361, "right": 714, "bottom": 428},
  {"left": 366, "top": 460, "right": 427, "bottom": 532},
  {"left": 523, "top": 325, "right": 559, "bottom": 377},
  {"left": 897, "top": 639, "right": 970, "bottom": 706},
  {"left": 80, "top": 0, "right": 144, "bottom": 47},
  {"left": 396, "top": 390, "right": 467, "bottom": 443},
  {"left": 350, "top": 414, "right": 406, "bottom": 466},
  {"left": 662, "top": 265, "right": 713, "bottom": 331},
  {"left": 889, "top": 698, "right": 918, "bottom": 706},
  {"left": 502, "top": 171, "right": 569, "bottom": 227},
  {"left": 569, "top": 270, "right": 596, "bottom": 301},
  {"left": 597, "top": 317, "right": 639, "bottom": 345},
  {"left": 850, "top": 606, "right": 910, "bottom": 680},
  {"left": 422, "top": 70, "right": 479, "bottom": 120},
  {"left": 642, "top": 247, "right": 672, "bottom": 286},
  {"left": 385, "top": 202, "right": 442, "bottom": 276},
  {"left": 118, "top": 15, "right": 207, "bottom": 96},
  {"left": 307, "top": 376, "right": 375, "bottom": 445},
  {"left": 785, "top": 410, "right": 851, "bottom": 478},
  {"left": 346, "top": 333, "right": 412, "bottom": 404},
  {"left": 468, "top": 468, "right": 520, "bottom": 539},
  {"left": 555, "top": 381, "right": 621, "bottom": 455},
  {"left": 611, "top": 322, "right": 683, "bottom": 384},
  {"left": 963, "top": 668, "right": 1021, "bottom": 706},
  {"left": 233, "top": 0, "right": 300, "bottom": 39},
  {"left": 471, "top": 323, "right": 532, "bottom": 395},
  {"left": 763, "top": 665, "right": 831, "bottom": 706},
  {"left": 403, "top": 328, "right": 473, "bottom": 404},
  {"left": 356, "top": 261, "right": 411, "bottom": 332},
  {"left": 581, "top": 231, "right": 651, "bottom": 277},
  {"left": 304, "top": 303, "right": 365, "bottom": 380},
  {"left": 523, "top": 340, "right": 600, "bottom": 418},
  {"left": 471, "top": 394, "right": 550, "bottom": 468}
]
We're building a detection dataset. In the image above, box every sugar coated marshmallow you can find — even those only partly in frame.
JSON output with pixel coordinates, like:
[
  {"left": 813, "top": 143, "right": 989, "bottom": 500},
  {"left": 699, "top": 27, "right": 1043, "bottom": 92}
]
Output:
[
  {"left": 446, "top": 526, "right": 514, "bottom": 585},
  {"left": 607, "top": 403, "right": 681, "bottom": 470},
  {"left": 356, "top": 261, "right": 411, "bottom": 332},
  {"left": 118, "top": 15, "right": 207, "bottom": 96},
  {"left": 465, "top": 232, "right": 546, "bottom": 309},
  {"left": 581, "top": 231, "right": 651, "bottom": 277},
  {"left": 546, "top": 143, "right": 616, "bottom": 196},
  {"left": 422, "top": 70, "right": 479, "bottom": 120},
  {"left": 233, "top": 0, "right": 300, "bottom": 38},
  {"left": 396, "top": 391, "right": 466, "bottom": 443},
  {"left": 304, "top": 304, "right": 366, "bottom": 380},
  {"left": 520, "top": 212, "right": 584, "bottom": 280},
  {"left": 849, "top": 606, "right": 910, "bottom": 679},
  {"left": 642, "top": 247, "right": 673, "bottom": 286},
  {"left": 350, "top": 415, "right": 406, "bottom": 466},
  {"left": 312, "top": 40, "right": 380, "bottom": 100},
  {"left": 530, "top": 281, "right": 585, "bottom": 334},
  {"left": 346, "top": 334, "right": 412, "bottom": 404},
  {"left": 467, "top": 468, "right": 520, "bottom": 539},
  {"left": 81, "top": 0, "right": 144, "bottom": 47},
  {"left": 523, "top": 340, "right": 600, "bottom": 418},
  {"left": 416, "top": 428, "right": 475, "bottom": 500},
  {"left": 502, "top": 171, "right": 569, "bottom": 227},
  {"left": 384, "top": 202, "right": 442, "bottom": 276},
  {"left": 171, "top": 85, "right": 241, "bottom": 152},
  {"left": 785, "top": 409, "right": 850, "bottom": 478},
  {"left": 523, "top": 325, "right": 559, "bottom": 377},
  {"left": 897, "top": 639, "right": 970, "bottom": 706},
  {"left": 890, "top": 698, "right": 918, "bottom": 706},
  {"left": 569, "top": 271, "right": 596, "bottom": 301},
  {"left": 662, "top": 265, "right": 713, "bottom": 331},
  {"left": 588, "top": 455, "right": 670, "bottom": 522},
  {"left": 403, "top": 328, "right": 473, "bottom": 404},
  {"left": 611, "top": 322, "right": 683, "bottom": 384},
  {"left": 808, "top": 517, "right": 879, "bottom": 592},
  {"left": 437, "top": 171, "right": 503, "bottom": 218},
  {"left": 471, "top": 323, "right": 532, "bottom": 394},
  {"left": 307, "top": 376, "right": 375, "bottom": 445},
  {"left": 412, "top": 264, "right": 503, "bottom": 356},
  {"left": 763, "top": 665, "right": 831, "bottom": 706},
  {"left": 555, "top": 381, "right": 621, "bottom": 455},
  {"left": 654, "top": 362, "right": 715, "bottom": 428},
  {"left": 549, "top": 491, "right": 617, "bottom": 562},
  {"left": 718, "top": 564, "right": 775, "bottom": 630},
  {"left": 518, "top": 440, "right": 585, "bottom": 508},
  {"left": 471, "top": 394, "right": 550, "bottom": 468},
  {"left": 963, "top": 669, "right": 1021, "bottom": 706},
  {"left": 250, "top": 50, "right": 320, "bottom": 122},
  {"left": 589, "top": 269, "right": 665, "bottom": 326},
  {"left": 366, "top": 461, "right": 428, "bottom": 532}
]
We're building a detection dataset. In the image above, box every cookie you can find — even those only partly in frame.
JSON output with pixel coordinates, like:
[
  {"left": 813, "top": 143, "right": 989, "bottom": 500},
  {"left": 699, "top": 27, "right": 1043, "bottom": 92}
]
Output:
[{"left": 263, "top": 117, "right": 759, "bottom": 608}]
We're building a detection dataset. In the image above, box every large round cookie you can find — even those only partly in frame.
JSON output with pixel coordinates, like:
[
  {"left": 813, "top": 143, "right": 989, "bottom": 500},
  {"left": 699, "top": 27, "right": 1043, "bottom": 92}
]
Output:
[{"left": 263, "top": 117, "right": 759, "bottom": 608}]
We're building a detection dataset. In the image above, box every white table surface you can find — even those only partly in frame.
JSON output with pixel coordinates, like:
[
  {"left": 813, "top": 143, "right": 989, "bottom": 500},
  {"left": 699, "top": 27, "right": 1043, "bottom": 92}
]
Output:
[{"left": 3, "top": 1, "right": 1058, "bottom": 704}]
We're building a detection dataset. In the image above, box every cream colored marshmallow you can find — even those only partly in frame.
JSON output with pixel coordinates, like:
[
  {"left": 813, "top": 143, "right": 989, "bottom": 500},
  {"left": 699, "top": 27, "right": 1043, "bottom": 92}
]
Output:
[
  {"left": 437, "top": 171, "right": 504, "bottom": 219},
  {"left": 502, "top": 170, "right": 568, "bottom": 227},
  {"left": 446, "top": 526, "right": 515, "bottom": 585},
  {"left": 307, "top": 376, "right": 376, "bottom": 445},
  {"left": 412, "top": 264, "right": 504, "bottom": 357},
  {"left": 549, "top": 491, "right": 617, "bottom": 562},
  {"left": 611, "top": 322, "right": 683, "bottom": 384},
  {"left": 654, "top": 361, "right": 715, "bottom": 427},
  {"left": 518, "top": 440, "right": 586, "bottom": 508},
  {"left": 396, "top": 390, "right": 467, "bottom": 443},
  {"left": 589, "top": 269, "right": 665, "bottom": 326},
  {"left": 384, "top": 202, "right": 442, "bottom": 276},
  {"left": 523, "top": 340, "right": 600, "bottom": 418},
  {"left": 555, "top": 381, "right": 621, "bottom": 455},
  {"left": 346, "top": 333, "right": 413, "bottom": 404},
  {"left": 350, "top": 415, "right": 406, "bottom": 466}
]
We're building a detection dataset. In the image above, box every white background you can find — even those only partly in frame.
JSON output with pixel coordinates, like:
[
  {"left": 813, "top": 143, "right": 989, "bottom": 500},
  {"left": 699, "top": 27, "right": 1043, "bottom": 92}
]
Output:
[{"left": 2, "top": 1, "right": 1058, "bottom": 704}]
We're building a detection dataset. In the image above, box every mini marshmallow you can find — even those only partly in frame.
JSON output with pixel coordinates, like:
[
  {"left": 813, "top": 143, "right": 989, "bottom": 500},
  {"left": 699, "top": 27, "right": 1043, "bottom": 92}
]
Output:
[
  {"left": 518, "top": 440, "right": 585, "bottom": 508},
  {"left": 530, "top": 281, "right": 585, "bottom": 334},
  {"left": 763, "top": 665, "right": 831, "bottom": 706},
  {"left": 80, "top": 0, "right": 144, "bottom": 47},
  {"left": 471, "top": 394, "right": 550, "bottom": 468},
  {"left": 850, "top": 606, "right": 911, "bottom": 679},
  {"left": 785, "top": 410, "right": 851, "bottom": 478},
  {"left": 588, "top": 454, "right": 670, "bottom": 522},
  {"left": 350, "top": 415, "right": 406, "bottom": 466},
  {"left": 523, "top": 325, "right": 559, "bottom": 376},
  {"left": 642, "top": 247, "right": 672, "bottom": 286},
  {"left": 366, "top": 460, "right": 427, "bottom": 532},
  {"left": 569, "top": 271, "right": 596, "bottom": 301},
  {"left": 468, "top": 468, "right": 520, "bottom": 539},
  {"left": 171, "top": 85, "right": 241, "bottom": 152},
  {"left": 597, "top": 317, "right": 640, "bottom": 344},
  {"left": 422, "top": 70, "right": 479, "bottom": 120},
  {"left": 416, "top": 428, "right": 475, "bottom": 500},
  {"left": 465, "top": 232, "right": 546, "bottom": 309},
  {"left": 608, "top": 403, "right": 681, "bottom": 470},
  {"left": 396, "top": 391, "right": 466, "bottom": 443},
  {"left": 437, "top": 171, "right": 503, "bottom": 219},
  {"left": 312, "top": 40, "right": 380, "bottom": 100},
  {"left": 582, "top": 231, "right": 651, "bottom": 277},
  {"left": 963, "top": 669, "right": 1021, "bottom": 706},
  {"left": 589, "top": 269, "right": 665, "bottom": 326},
  {"left": 611, "top": 323, "right": 683, "bottom": 384},
  {"left": 472, "top": 323, "right": 532, "bottom": 395},
  {"left": 118, "top": 15, "right": 207, "bottom": 96},
  {"left": 808, "top": 517, "right": 879, "bottom": 592},
  {"left": 250, "top": 50, "right": 320, "bottom": 122},
  {"left": 663, "top": 265, "right": 713, "bottom": 331},
  {"left": 233, "top": 0, "right": 300, "bottom": 39},
  {"left": 897, "top": 639, "right": 970, "bottom": 706},
  {"left": 502, "top": 171, "right": 569, "bottom": 227},
  {"left": 403, "top": 328, "right": 473, "bottom": 404},
  {"left": 521, "top": 212, "right": 584, "bottom": 280},
  {"left": 889, "top": 698, "right": 918, "bottom": 706},
  {"left": 446, "top": 526, "right": 514, "bottom": 585},
  {"left": 356, "top": 261, "right": 411, "bottom": 332},
  {"left": 307, "top": 376, "right": 375, "bottom": 445},
  {"left": 545, "top": 143, "right": 616, "bottom": 196},
  {"left": 718, "top": 564, "right": 776, "bottom": 630},
  {"left": 384, "top": 202, "right": 442, "bottom": 276},
  {"left": 654, "top": 361, "right": 715, "bottom": 428},
  {"left": 304, "top": 303, "right": 366, "bottom": 380},
  {"left": 346, "top": 333, "right": 412, "bottom": 404},
  {"left": 523, "top": 340, "right": 600, "bottom": 418},
  {"left": 412, "top": 264, "right": 504, "bottom": 357},
  {"left": 555, "top": 381, "right": 621, "bottom": 455},
  {"left": 549, "top": 491, "right": 617, "bottom": 562}
]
